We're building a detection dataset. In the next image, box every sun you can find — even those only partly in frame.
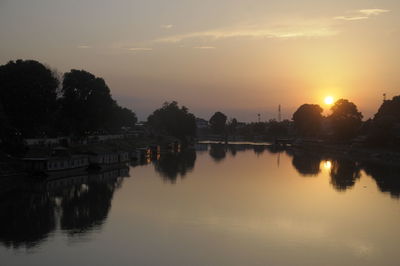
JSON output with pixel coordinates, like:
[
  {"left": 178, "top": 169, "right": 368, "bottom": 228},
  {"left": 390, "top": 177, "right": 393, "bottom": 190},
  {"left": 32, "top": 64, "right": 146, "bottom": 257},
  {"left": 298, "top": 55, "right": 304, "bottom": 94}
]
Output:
[{"left": 324, "top": 96, "right": 334, "bottom": 105}]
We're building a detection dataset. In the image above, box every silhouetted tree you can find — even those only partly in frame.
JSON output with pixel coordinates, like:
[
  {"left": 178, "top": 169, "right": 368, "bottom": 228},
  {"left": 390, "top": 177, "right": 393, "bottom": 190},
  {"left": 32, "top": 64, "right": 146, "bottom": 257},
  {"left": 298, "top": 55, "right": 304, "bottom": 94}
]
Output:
[
  {"left": 368, "top": 96, "right": 400, "bottom": 146},
  {"left": 59, "top": 70, "right": 118, "bottom": 135},
  {"left": 252, "top": 122, "right": 266, "bottom": 135},
  {"left": 0, "top": 60, "right": 59, "bottom": 137},
  {"left": 209, "top": 112, "right": 227, "bottom": 134},
  {"left": 0, "top": 102, "right": 25, "bottom": 155},
  {"left": 292, "top": 104, "right": 323, "bottom": 137},
  {"left": 329, "top": 99, "right": 363, "bottom": 140},
  {"left": 109, "top": 105, "right": 138, "bottom": 130},
  {"left": 267, "top": 119, "right": 288, "bottom": 137},
  {"left": 147, "top": 101, "right": 196, "bottom": 139}
]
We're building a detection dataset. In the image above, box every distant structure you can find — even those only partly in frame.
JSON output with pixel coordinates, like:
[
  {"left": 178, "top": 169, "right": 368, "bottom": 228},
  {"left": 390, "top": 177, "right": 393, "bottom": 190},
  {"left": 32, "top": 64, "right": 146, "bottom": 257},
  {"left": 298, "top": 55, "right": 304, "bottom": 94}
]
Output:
[
  {"left": 278, "top": 104, "right": 281, "bottom": 122},
  {"left": 383, "top": 93, "right": 387, "bottom": 102},
  {"left": 257, "top": 113, "right": 261, "bottom": 123}
]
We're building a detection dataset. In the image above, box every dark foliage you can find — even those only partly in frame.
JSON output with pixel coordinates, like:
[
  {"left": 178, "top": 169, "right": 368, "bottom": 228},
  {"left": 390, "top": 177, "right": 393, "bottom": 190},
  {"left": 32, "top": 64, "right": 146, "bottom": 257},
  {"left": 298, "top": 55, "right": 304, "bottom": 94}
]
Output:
[
  {"left": 292, "top": 104, "right": 323, "bottom": 137},
  {"left": 59, "top": 69, "right": 136, "bottom": 135},
  {"left": 0, "top": 60, "right": 59, "bottom": 137},
  {"left": 209, "top": 112, "right": 227, "bottom": 134},
  {"left": 367, "top": 96, "right": 400, "bottom": 146},
  {"left": 147, "top": 101, "right": 196, "bottom": 139},
  {"left": 329, "top": 99, "right": 363, "bottom": 140}
]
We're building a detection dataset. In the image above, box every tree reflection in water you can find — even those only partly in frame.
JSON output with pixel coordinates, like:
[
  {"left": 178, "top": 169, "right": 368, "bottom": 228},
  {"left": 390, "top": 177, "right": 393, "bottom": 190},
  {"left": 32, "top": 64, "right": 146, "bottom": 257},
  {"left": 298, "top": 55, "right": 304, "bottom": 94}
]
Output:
[
  {"left": 153, "top": 149, "right": 196, "bottom": 183},
  {"left": 0, "top": 166, "right": 128, "bottom": 249},
  {"left": 292, "top": 151, "right": 322, "bottom": 177},
  {"left": 362, "top": 163, "right": 400, "bottom": 199},
  {"left": 209, "top": 144, "right": 227, "bottom": 162},
  {"left": 289, "top": 151, "right": 398, "bottom": 194},
  {"left": 0, "top": 192, "right": 56, "bottom": 249},
  {"left": 228, "top": 145, "right": 237, "bottom": 157},
  {"left": 329, "top": 160, "right": 361, "bottom": 191},
  {"left": 253, "top": 145, "right": 265, "bottom": 156}
]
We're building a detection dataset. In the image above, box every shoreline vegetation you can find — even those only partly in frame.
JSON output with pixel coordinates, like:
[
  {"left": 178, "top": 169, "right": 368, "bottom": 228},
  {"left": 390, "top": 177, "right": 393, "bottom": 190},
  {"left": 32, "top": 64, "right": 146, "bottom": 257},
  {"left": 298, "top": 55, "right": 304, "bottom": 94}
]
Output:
[{"left": 1, "top": 59, "right": 400, "bottom": 181}]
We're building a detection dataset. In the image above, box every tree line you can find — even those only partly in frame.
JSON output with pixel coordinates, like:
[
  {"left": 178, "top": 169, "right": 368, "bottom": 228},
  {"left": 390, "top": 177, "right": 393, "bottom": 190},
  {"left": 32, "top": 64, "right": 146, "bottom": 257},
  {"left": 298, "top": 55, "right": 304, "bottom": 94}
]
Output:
[
  {"left": 0, "top": 60, "right": 137, "bottom": 138},
  {"left": 0, "top": 59, "right": 199, "bottom": 155},
  {"left": 292, "top": 97, "right": 400, "bottom": 147},
  {"left": 203, "top": 97, "right": 400, "bottom": 148},
  {"left": 1, "top": 59, "right": 399, "bottom": 155}
]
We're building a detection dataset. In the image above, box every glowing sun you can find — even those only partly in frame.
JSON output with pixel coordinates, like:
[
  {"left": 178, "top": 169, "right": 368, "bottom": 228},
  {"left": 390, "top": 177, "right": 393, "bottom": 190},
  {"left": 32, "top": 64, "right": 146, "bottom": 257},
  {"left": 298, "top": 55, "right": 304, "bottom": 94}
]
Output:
[{"left": 324, "top": 96, "right": 334, "bottom": 105}]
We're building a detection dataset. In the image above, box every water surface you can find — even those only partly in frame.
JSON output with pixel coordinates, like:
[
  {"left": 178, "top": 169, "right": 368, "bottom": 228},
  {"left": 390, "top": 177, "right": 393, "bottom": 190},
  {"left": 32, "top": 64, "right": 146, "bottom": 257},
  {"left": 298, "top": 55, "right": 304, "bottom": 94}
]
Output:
[{"left": 1, "top": 143, "right": 400, "bottom": 266}]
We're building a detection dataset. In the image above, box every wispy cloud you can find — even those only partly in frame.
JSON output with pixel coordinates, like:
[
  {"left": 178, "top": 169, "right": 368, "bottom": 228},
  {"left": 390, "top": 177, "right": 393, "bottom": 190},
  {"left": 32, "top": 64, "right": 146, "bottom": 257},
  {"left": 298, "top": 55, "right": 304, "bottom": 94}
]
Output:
[
  {"left": 334, "top": 16, "right": 368, "bottom": 21},
  {"left": 161, "top": 24, "right": 173, "bottom": 30},
  {"left": 334, "top": 8, "right": 389, "bottom": 21},
  {"left": 193, "top": 46, "right": 216, "bottom": 49},
  {"left": 359, "top": 9, "right": 390, "bottom": 16},
  {"left": 128, "top": 47, "right": 153, "bottom": 51},
  {"left": 156, "top": 26, "right": 338, "bottom": 43},
  {"left": 77, "top": 45, "right": 91, "bottom": 49}
]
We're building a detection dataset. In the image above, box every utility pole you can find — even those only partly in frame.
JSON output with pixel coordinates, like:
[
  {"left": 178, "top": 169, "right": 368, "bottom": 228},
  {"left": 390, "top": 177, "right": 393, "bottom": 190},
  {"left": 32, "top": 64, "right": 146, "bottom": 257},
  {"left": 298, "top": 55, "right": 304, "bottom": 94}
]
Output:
[{"left": 278, "top": 104, "right": 281, "bottom": 122}]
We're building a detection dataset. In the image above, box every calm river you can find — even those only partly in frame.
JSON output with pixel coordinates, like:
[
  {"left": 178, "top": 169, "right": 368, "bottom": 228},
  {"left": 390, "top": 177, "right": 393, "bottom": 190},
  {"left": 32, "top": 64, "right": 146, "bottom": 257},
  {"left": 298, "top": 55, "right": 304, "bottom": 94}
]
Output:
[{"left": 1, "top": 143, "right": 400, "bottom": 266}]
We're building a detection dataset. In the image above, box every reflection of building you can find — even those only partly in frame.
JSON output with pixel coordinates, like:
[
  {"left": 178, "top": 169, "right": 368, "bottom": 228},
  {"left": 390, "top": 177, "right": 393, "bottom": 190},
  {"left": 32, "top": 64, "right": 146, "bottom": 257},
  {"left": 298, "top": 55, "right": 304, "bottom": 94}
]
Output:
[{"left": 0, "top": 166, "right": 129, "bottom": 249}]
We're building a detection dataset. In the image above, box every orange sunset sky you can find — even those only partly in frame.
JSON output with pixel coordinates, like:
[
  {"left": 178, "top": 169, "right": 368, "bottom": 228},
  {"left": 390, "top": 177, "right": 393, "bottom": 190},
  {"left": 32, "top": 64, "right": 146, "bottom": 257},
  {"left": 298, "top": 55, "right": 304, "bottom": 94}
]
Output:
[{"left": 1, "top": 0, "right": 399, "bottom": 121}]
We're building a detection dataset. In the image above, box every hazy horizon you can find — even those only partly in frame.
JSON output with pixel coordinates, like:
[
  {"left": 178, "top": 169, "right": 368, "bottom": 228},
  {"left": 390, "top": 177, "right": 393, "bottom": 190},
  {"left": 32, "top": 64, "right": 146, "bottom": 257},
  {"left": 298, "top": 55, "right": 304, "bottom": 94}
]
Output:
[{"left": 1, "top": 0, "right": 399, "bottom": 121}]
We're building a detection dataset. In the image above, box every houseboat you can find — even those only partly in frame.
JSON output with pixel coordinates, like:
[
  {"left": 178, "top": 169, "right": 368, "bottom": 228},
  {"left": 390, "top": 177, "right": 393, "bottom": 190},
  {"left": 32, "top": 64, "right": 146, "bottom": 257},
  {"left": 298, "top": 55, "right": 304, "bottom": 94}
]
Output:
[
  {"left": 86, "top": 148, "right": 130, "bottom": 170},
  {"left": 22, "top": 147, "right": 89, "bottom": 179}
]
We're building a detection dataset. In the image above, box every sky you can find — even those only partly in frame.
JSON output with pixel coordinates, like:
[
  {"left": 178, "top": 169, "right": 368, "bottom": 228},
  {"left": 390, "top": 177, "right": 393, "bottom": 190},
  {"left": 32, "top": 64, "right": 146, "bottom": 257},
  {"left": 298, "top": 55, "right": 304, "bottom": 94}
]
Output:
[{"left": 0, "top": 0, "right": 399, "bottom": 121}]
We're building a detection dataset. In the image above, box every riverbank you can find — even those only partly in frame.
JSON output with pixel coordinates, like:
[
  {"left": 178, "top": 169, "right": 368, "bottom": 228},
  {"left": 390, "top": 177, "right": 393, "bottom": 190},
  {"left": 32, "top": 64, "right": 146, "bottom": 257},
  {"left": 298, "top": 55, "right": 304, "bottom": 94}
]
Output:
[
  {"left": 0, "top": 135, "right": 184, "bottom": 180},
  {"left": 293, "top": 140, "right": 400, "bottom": 166}
]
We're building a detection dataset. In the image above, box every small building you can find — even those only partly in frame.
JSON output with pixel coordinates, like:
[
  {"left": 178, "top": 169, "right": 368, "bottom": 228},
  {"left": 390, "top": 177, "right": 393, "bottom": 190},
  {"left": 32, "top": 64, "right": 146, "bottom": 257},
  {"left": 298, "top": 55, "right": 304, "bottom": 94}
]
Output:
[{"left": 195, "top": 118, "right": 209, "bottom": 129}]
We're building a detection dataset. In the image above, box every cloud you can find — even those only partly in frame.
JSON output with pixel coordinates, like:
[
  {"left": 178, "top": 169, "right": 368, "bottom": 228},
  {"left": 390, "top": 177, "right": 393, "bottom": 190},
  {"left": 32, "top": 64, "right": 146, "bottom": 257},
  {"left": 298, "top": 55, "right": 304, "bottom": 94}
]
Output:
[
  {"left": 193, "top": 46, "right": 216, "bottom": 49},
  {"left": 156, "top": 26, "right": 338, "bottom": 43},
  {"left": 359, "top": 9, "right": 390, "bottom": 16},
  {"left": 128, "top": 47, "right": 153, "bottom": 51},
  {"left": 77, "top": 45, "right": 91, "bottom": 49},
  {"left": 334, "top": 16, "right": 368, "bottom": 21},
  {"left": 334, "top": 9, "right": 389, "bottom": 21},
  {"left": 161, "top": 24, "right": 173, "bottom": 30}
]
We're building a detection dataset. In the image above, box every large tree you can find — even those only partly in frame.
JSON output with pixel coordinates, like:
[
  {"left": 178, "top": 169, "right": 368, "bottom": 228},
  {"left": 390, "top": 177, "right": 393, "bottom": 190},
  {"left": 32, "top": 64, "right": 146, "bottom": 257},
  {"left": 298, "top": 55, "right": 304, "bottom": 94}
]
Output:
[
  {"left": 0, "top": 59, "right": 59, "bottom": 137},
  {"left": 329, "top": 99, "right": 363, "bottom": 140},
  {"left": 292, "top": 104, "right": 323, "bottom": 137},
  {"left": 0, "top": 102, "right": 25, "bottom": 155},
  {"left": 209, "top": 112, "right": 227, "bottom": 134},
  {"left": 59, "top": 69, "right": 136, "bottom": 135},
  {"left": 367, "top": 96, "right": 400, "bottom": 146},
  {"left": 60, "top": 69, "right": 114, "bottom": 134},
  {"left": 147, "top": 101, "right": 196, "bottom": 139}
]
